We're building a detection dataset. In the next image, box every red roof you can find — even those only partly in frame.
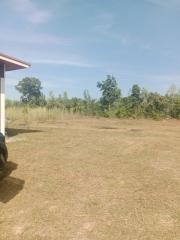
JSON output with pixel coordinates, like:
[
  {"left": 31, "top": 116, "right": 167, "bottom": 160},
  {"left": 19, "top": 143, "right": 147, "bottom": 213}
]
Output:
[{"left": 0, "top": 53, "right": 31, "bottom": 71}]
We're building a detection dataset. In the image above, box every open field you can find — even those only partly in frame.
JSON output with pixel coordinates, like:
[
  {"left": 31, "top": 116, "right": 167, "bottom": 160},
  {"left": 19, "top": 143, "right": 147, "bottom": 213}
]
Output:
[{"left": 0, "top": 118, "right": 180, "bottom": 240}]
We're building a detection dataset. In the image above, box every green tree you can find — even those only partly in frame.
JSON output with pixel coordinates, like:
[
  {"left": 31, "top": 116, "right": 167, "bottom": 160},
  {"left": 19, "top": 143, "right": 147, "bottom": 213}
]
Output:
[
  {"left": 167, "top": 84, "right": 178, "bottom": 97},
  {"left": 62, "top": 91, "right": 71, "bottom": 111},
  {"left": 83, "top": 89, "right": 91, "bottom": 103},
  {"left": 169, "top": 96, "right": 180, "bottom": 118},
  {"left": 97, "top": 75, "right": 121, "bottom": 110},
  {"left": 131, "top": 84, "right": 141, "bottom": 100},
  {"left": 128, "top": 84, "right": 142, "bottom": 116},
  {"left": 144, "top": 93, "right": 168, "bottom": 118},
  {"left": 15, "top": 77, "right": 44, "bottom": 105}
]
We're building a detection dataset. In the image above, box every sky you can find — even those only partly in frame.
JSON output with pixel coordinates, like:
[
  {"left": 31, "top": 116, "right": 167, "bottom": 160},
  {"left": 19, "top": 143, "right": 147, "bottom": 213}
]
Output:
[{"left": 0, "top": 0, "right": 180, "bottom": 99}]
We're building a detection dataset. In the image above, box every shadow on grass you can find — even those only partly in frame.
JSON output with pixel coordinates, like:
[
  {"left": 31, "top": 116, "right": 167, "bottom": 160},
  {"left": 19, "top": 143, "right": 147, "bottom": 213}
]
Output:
[
  {"left": 6, "top": 128, "right": 42, "bottom": 137},
  {"left": 0, "top": 162, "right": 25, "bottom": 203}
]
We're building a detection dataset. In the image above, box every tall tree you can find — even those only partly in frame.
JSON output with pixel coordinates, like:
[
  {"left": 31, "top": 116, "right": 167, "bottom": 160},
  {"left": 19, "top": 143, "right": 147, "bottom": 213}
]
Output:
[
  {"left": 131, "top": 84, "right": 141, "bottom": 100},
  {"left": 97, "top": 75, "right": 121, "bottom": 110},
  {"left": 15, "top": 77, "right": 44, "bottom": 105},
  {"left": 83, "top": 89, "right": 91, "bottom": 102},
  {"left": 167, "top": 84, "right": 178, "bottom": 97}
]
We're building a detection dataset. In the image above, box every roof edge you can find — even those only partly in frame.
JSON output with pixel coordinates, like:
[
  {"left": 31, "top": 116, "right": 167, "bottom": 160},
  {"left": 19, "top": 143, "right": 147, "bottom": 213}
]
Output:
[{"left": 0, "top": 53, "right": 31, "bottom": 67}]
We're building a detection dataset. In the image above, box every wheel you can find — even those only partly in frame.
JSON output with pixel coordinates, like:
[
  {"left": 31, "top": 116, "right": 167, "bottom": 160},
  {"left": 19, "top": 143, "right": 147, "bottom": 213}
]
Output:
[
  {"left": 0, "top": 153, "right": 6, "bottom": 169},
  {"left": 0, "top": 133, "right": 8, "bottom": 169}
]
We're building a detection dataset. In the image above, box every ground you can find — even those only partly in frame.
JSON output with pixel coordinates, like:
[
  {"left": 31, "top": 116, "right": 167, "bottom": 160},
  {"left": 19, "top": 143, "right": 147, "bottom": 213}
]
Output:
[{"left": 0, "top": 118, "right": 180, "bottom": 240}]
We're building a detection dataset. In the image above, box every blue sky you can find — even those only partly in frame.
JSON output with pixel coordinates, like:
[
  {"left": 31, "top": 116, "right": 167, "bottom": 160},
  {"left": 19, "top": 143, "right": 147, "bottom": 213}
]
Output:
[{"left": 1, "top": 0, "right": 180, "bottom": 99}]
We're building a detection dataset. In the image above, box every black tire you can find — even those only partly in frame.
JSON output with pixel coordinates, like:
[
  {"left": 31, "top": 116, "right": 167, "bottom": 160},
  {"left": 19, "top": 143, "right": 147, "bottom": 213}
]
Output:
[
  {"left": 0, "top": 153, "right": 6, "bottom": 169},
  {"left": 1, "top": 144, "right": 8, "bottom": 161},
  {"left": 0, "top": 133, "right": 8, "bottom": 169}
]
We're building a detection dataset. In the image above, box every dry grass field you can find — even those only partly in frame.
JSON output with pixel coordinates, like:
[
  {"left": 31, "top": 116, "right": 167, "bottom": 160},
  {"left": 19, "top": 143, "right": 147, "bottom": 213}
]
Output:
[{"left": 0, "top": 117, "right": 180, "bottom": 240}]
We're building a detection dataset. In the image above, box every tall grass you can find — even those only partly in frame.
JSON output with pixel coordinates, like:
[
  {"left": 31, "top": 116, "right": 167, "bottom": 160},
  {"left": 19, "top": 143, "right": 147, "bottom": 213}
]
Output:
[{"left": 6, "top": 107, "right": 81, "bottom": 125}]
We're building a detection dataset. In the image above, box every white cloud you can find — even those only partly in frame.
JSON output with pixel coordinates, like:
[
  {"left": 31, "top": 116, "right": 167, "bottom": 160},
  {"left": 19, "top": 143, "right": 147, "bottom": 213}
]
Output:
[
  {"left": 0, "top": 30, "right": 68, "bottom": 46},
  {"left": 128, "top": 72, "right": 180, "bottom": 85},
  {"left": 93, "top": 12, "right": 114, "bottom": 35},
  {"left": 145, "top": 74, "right": 180, "bottom": 84},
  {"left": 10, "top": 0, "right": 52, "bottom": 23},
  {"left": 127, "top": 72, "right": 180, "bottom": 83},
  {"left": 93, "top": 11, "right": 152, "bottom": 49},
  {"left": 142, "top": 43, "right": 153, "bottom": 50},
  {"left": 145, "top": 0, "right": 180, "bottom": 8},
  {"left": 94, "top": 23, "right": 132, "bottom": 46},
  {"left": 31, "top": 59, "right": 95, "bottom": 68}
]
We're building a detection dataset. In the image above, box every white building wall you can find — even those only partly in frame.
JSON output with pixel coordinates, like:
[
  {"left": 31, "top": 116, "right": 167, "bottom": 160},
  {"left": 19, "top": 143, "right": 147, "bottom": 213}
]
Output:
[{"left": 0, "top": 64, "right": 5, "bottom": 135}]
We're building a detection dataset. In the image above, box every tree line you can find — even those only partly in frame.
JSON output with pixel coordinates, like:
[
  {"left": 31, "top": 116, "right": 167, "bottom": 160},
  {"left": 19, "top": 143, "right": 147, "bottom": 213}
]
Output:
[{"left": 6, "top": 76, "right": 180, "bottom": 119}]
